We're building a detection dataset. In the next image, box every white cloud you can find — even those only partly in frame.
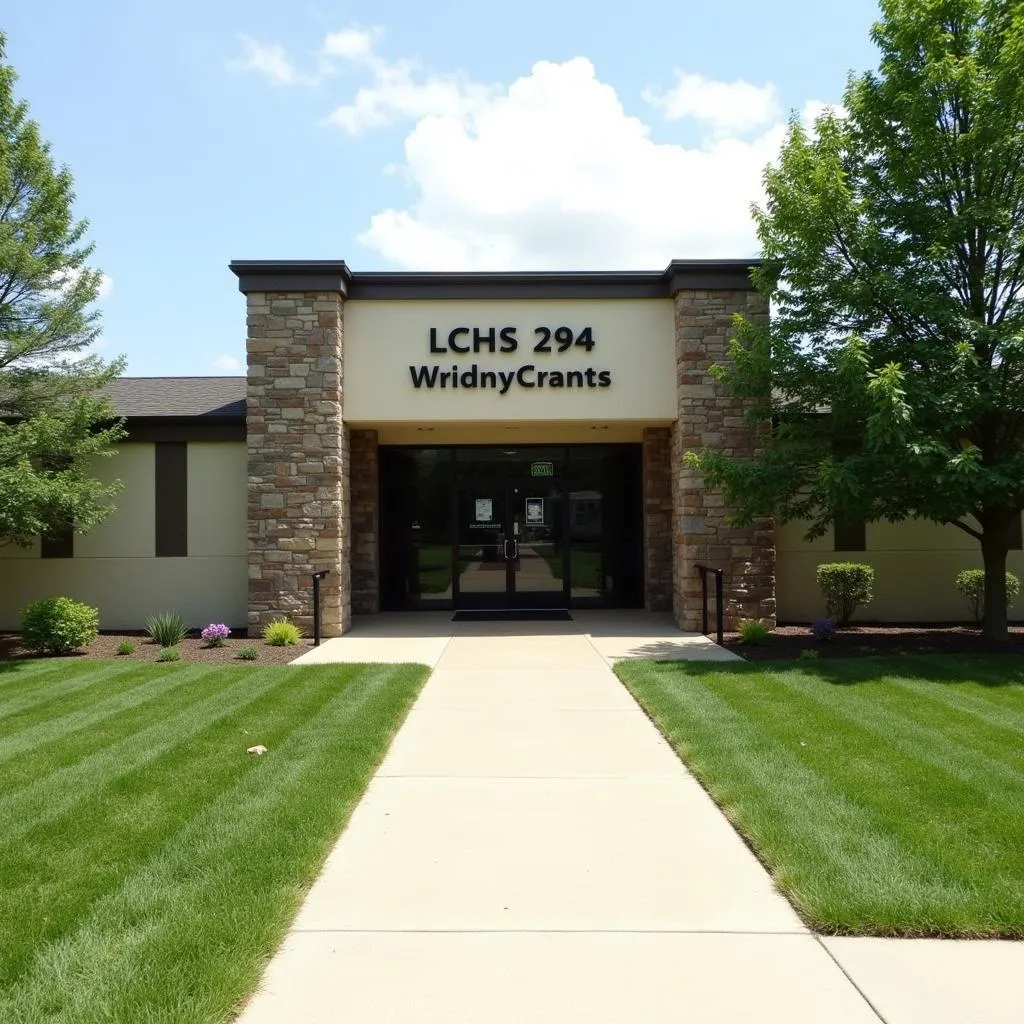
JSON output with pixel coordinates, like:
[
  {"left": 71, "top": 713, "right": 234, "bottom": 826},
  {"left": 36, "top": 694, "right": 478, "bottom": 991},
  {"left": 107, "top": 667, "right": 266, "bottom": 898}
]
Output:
[
  {"left": 212, "top": 354, "right": 244, "bottom": 372},
  {"left": 643, "top": 71, "right": 781, "bottom": 136},
  {"left": 227, "top": 34, "right": 313, "bottom": 86},
  {"left": 322, "top": 27, "right": 380, "bottom": 62},
  {"left": 355, "top": 57, "right": 828, "bottom": 270},
  {"left": 98, "top": 274, "right": 114, "bottom": 299},
  {"left": 318, "top": 29, "right": 496, "bottom": 133},
  {"left": 228, "top": 26, "right": 836, "bottom": 270}
]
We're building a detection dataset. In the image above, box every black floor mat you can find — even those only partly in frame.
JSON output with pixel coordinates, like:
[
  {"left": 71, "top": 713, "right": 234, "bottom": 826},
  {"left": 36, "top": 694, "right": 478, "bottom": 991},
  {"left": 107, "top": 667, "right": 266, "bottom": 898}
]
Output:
[{"left": 452, "top": 609, "right": 573, "bottom": 622}]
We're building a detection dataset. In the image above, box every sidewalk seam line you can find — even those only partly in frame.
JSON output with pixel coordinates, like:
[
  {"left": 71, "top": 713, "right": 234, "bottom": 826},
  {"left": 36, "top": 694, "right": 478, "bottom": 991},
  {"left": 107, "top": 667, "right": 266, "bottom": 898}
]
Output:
[
  {"left": 813, "top": 935, "right": 891, "bottom": 1024},
  {"left": 288, "top": 928, "right": 813, "bottom": 936}
]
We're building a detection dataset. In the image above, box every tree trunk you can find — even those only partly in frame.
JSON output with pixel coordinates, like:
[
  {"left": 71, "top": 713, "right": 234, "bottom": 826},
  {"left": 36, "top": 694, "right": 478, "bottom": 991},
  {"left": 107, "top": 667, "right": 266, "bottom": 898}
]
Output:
[{"left": 980, "top": 526, "right": 1010, "bottom": 642}]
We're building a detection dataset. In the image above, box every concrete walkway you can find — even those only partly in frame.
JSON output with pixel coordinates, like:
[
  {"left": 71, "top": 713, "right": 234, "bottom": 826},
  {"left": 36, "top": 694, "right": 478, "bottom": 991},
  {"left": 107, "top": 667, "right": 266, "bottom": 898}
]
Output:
[
  {"left": 290, "top": 609, "right": 741, "bottom": 668},
  {"left": 241, "top": 615, "right": 1023, "bottom": 1023}
]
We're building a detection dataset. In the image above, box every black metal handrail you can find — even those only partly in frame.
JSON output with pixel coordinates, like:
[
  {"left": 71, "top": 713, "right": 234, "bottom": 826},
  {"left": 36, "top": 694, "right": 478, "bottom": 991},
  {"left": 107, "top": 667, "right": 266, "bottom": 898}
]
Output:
[
  {"left": 311, "top": 570, "right": 331, "bottom": 646},
  {"left": 695, "top": 564, "right": 724, "bottom": 645}
]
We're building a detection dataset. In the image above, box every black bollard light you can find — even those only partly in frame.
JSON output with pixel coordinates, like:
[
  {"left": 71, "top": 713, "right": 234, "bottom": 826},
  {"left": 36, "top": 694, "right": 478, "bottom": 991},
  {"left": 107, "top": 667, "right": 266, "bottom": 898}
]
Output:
[{"left": 311, "top": 570, "right": 331, "bottom": 646}]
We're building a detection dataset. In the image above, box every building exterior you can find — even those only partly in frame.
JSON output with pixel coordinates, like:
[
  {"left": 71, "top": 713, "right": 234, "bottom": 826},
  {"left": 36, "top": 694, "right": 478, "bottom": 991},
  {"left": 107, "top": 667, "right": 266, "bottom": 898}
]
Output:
[{"left": 1, "top": 259, "right": 1021, "bottom": 634}]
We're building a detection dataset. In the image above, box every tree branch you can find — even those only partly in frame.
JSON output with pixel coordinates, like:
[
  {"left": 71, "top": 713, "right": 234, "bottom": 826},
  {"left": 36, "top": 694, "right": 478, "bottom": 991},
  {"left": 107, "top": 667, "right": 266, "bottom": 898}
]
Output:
[{"left": 947, "top": 518, "right": 984, "bottom": 541}]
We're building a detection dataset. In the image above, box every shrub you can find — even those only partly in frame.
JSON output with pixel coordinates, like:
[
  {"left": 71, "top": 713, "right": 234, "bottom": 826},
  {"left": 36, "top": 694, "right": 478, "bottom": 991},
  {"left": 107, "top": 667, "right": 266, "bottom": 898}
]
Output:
[
  {"left": 20, "top": 596, "right": 99, "bottom": 655},
  {"left": 236, "top": 646, "right": 259, "bottom": 661},
  {"left": 811, "top": 617, "right": 837, "bottom": 642},
  {"left": 201, "top": 623, "right": 231, "bottom": 647},
  {"left": 816, "top": 562, "right": 874, "bottom": 626},
  {"left": 799, "top": 648, "right": 821, "bottom": 661},
  {"left": 954, "top": 569, "right": 1021, "bottom": 625},
  {"left": 146, "top": 611, "right": 188, "bottom": 648},
  {"left": 737, "top": 619, "right": 771, "bottom": 646},
  {"left": 156, "top": 647, "right": 181, "bottom": 663},
  {"left": 116, "top": 640, "right": 135, "bottom": 656},
  {"left": 263, "top": 619, "right": 302, "bottom": 647}
]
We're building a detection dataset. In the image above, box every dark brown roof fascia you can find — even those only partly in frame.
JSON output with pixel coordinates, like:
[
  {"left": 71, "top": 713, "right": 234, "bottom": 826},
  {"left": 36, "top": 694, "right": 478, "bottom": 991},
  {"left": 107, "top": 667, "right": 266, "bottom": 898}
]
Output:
[
  {"left": 123, "top": 417, "right": 245, "bottom": 443},
  {"left": 230, "top": 260, "right": 760, "bottom": 298},
  {"left": 230, "top": 260, "right": 353, "bottom": 296}
]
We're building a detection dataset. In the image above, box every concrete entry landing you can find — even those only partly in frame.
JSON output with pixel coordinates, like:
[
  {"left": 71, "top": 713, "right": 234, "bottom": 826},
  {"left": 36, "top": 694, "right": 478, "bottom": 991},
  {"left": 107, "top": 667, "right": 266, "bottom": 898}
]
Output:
[
  {"left": 239, "top": 614, "right": 890, "bottom": 1023},
  {"left": 289, "top": 609, "right": 740, "bottom": 666}
]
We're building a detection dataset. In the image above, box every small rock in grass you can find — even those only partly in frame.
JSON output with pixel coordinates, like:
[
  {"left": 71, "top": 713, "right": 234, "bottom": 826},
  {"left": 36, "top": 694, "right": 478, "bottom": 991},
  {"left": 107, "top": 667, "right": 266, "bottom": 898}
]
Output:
[{"left": 247, "top": 745, "right": 268, "bottom": 755}]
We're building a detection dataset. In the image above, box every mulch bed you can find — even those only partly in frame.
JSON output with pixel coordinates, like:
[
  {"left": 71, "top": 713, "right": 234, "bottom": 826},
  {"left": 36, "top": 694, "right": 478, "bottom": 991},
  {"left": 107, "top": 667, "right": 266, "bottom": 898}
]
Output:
[
  {"left": 721, "top": 623, "right": 1024, "bottom": 661},
  {"left": 0, "top": 631, "right": 313, "bottom": 665}
]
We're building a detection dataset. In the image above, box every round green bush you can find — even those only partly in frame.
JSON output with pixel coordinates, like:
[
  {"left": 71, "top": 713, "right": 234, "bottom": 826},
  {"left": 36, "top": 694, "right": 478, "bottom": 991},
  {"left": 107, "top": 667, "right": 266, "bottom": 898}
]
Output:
[
  {"left": 954, "top": 569, "right": 1020, "bottom": 625},
  {"left": 20, "top": 596, "right": 99, "bottom": 655},
  {"left": 815, "top": 562, "right": 875, "bottom": 626}
]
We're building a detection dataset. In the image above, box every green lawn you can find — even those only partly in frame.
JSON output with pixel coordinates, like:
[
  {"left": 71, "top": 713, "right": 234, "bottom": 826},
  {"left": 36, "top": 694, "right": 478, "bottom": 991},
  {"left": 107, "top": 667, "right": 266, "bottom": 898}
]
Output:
[
  {"left": 616, "top": 654, "right": 1024, "bottom": 938},
  {"left": 0, "top": 659, "right": 429, "bottom": 1023}
]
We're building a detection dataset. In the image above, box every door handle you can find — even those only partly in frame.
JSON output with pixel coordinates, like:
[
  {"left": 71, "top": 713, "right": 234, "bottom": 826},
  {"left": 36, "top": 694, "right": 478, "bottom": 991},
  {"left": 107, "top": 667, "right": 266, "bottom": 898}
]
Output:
[
  {"left": 510, "top": 539, "right": 519, "bottom": 560},
  {"left": 502, "top": 539, "right": 511, "bottom": 560}
]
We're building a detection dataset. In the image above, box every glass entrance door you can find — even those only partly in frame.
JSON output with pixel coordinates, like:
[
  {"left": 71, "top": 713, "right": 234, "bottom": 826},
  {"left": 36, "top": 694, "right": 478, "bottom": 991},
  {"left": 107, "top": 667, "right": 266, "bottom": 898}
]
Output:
[
  {"left": 455, "top": 482, "right": 568, "bottom": 609},
  {"left": 456, "top": 486, "right": 509, "bottom": 609}
]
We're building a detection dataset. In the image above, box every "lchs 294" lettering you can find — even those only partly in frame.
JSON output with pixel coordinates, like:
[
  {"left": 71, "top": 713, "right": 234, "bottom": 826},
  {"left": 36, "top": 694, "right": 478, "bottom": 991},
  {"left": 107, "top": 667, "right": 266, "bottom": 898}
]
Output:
[{"left": 429, "top": 326, "right": 595, "bottom": 355}]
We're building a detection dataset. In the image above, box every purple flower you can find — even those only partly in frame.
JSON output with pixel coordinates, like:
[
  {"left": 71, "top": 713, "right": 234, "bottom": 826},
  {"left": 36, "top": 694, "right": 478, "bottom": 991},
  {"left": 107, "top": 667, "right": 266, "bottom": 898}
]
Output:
[
  {"left": 201, "top": 623, "right": 232, "bottom": 647},
  {"left": 811, "top": 618, "right": 837, "bottom": 641}
]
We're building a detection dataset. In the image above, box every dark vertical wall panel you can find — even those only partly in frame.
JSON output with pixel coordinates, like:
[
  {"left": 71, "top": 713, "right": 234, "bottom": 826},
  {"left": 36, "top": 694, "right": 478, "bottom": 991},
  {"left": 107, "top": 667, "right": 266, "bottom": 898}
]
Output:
[
  {"left": 155, "top": 442, "right": 188, "bottom": 557},
  {"left": 41, "top": 527, "right": 74, "bottom": 558}
]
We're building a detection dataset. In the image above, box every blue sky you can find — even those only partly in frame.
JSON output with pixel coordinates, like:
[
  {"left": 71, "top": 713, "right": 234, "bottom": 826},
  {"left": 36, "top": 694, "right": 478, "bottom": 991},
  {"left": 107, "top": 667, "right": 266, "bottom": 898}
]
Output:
[{"left": 4, "top": 1, "right": 882, "bottom": 376}]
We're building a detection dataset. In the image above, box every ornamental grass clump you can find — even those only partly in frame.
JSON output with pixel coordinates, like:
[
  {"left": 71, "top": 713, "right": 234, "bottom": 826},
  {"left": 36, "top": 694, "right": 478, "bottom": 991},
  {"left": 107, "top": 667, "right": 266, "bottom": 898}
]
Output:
[
  {"left": 737, "top": 619, "right": 771, "bottom": 646},
  {"left": 20, "top": 596, "right": 99, "bottom": 655},
  {"left": 201, "top": 623, "right": 231, "bottom": 647},
  {"left": 146, "top": 611, "right": 189, "bottom": 648},
  {"left": 116, "top": 640, "right": 135, "bottom": 656},
  {"left": 236, "top": 646, "right": 259, "bottom": 661},
  {"left": 156, "top": 647, "right": 181, "bottom": 663},
  {"left": 816, "top": 563, "right": 874, "bottom": 627},
  {"left": 954, "top": 569, "right": 1020, "bottom": 626},
  {"left": 263, "top": 619, "right": 302, "bottom": 647}
]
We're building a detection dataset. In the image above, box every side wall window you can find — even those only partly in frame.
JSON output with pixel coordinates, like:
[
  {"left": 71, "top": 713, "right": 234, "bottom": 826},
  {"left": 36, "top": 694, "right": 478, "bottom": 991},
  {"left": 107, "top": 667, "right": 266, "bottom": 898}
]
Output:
[
  {"left": 155, "top": 442, "right": 188, "bottom": 557},
  {"left": 41, "top": 526, "right": 74, "bottom": 558},
  {"left": 833, "top": 515, "right": 866, "bottom": 552},
  {"left": 1010, "top": 514, "right": 1023, "bottom": 551}
]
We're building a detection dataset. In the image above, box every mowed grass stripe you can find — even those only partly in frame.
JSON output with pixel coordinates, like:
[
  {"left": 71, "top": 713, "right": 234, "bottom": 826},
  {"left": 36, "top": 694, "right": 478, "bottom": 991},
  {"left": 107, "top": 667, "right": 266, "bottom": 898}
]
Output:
[
  {"left": 617, "top": 657, "right": 1024, "bottom": 936},
  {"left": 0, "top": 666, "right": 309, "bottom": 847},
  {"left": 0, "top": 664, "right": 215, "bottom": 760},
  {"left": 888, "top": 673, "right": 1024, "bottom": 748},
  {"left": 0, "top": 663, "right": 426, "bottom": 1024},
  {"left": 0, "top": 661, "right": 151, "bottom": 727},
  {"left": 762, "top": 668, "right": 1024, "bottom": 917},
  {"left": 768, "top": 667, "right": 1024, "bottom": 800},
  {"left": 0, "top": 663, "right": 384, "bottom": 986},
  {"left": 622, "top": 667, "right": 966, "bottom": 926}
]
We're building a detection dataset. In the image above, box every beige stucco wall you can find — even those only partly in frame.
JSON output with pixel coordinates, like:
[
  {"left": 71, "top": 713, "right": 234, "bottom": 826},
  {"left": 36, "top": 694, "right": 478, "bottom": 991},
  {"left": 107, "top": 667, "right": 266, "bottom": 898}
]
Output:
[
  {"left": 343, "top": 298, "right": 677, "bottom": 423},
  {"left": 0, "top": 442, "right": 247, "bottom": 631},
  {"left": 777, "top": 517, "right": 1024, "bottom": 622}
]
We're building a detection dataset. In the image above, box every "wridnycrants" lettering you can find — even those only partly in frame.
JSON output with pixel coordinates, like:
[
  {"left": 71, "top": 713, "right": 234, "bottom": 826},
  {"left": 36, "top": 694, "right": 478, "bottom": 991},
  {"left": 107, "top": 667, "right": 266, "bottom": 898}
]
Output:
[{"left": 409, "top": 363, "right": 612, "bottom": 394}]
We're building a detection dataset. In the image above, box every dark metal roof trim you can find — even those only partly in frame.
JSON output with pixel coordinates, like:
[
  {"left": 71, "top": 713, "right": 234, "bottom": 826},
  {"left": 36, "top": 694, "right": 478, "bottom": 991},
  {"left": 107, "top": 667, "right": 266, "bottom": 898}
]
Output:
[
  {"left": 230, "top": 259, "right": 759, "bottom": 297},
  {"left": 123, "top": 418, "right": 245, "bottom": 443},
  {"left": 230, "top": 260, "right": 353, "bottom": 296}
]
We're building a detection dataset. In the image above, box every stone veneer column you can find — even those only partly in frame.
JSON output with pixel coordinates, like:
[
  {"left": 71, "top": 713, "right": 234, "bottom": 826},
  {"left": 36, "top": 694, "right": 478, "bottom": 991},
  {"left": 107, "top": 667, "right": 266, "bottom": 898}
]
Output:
[
  {"left": 349, "top": 429, "right": 379, "bottom": 614},
  {"left": 642, "top": 427, "right": 673, "bottom": 611},
  {"left": 672, "top": 289, "right": 776, "bottom": 632},
  {"left": 246, "top": 290, "right": 350, "bottom": 637}
]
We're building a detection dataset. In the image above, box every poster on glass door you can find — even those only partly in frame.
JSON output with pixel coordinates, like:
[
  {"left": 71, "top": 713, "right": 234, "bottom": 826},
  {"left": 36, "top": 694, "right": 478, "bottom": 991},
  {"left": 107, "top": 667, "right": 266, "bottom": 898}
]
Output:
[{"left": 525, "top": 497, "right": 545, "bottom": 524}]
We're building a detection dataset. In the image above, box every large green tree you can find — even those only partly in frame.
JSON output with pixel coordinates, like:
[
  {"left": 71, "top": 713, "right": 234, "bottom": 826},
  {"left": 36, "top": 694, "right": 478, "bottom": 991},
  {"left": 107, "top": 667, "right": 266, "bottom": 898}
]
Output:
[
  {"left": 691, "top": 0, "right": 1024, "bottom": 641},
  {"left": 0, "top": 32, "right": 124, "bottom": 549}
]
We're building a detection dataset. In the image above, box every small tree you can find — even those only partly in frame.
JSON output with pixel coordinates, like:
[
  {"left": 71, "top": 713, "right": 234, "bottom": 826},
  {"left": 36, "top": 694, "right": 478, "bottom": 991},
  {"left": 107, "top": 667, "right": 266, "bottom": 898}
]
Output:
[
  {"left": 688, "top": 0, "right": 1024, "bottom": 641},
  {"left": 0, "top": 32, "right": 124, "bottom": 548}
]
